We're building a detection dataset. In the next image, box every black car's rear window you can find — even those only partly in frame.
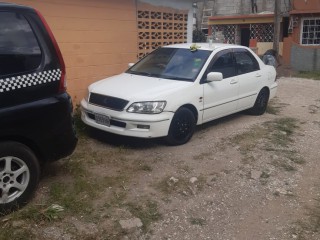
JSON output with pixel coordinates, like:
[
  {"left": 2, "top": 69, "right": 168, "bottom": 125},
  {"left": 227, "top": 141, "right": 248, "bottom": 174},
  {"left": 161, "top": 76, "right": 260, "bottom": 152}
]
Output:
[{"left": 0, "top": 11, "right": 42, "bottom": 76}]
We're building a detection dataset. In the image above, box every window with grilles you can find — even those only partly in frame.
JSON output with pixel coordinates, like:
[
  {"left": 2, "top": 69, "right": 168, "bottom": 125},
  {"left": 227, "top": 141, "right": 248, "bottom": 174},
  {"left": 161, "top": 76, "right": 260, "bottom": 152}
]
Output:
[
  {"left": 212, "top": 25, "right": 237, "bottom": 44},
  {"left": 250, "top": 23, "right": 274, "bottom": 42},
  {"left": 301, "top": 18, "right": 320, "bottom": 45}
]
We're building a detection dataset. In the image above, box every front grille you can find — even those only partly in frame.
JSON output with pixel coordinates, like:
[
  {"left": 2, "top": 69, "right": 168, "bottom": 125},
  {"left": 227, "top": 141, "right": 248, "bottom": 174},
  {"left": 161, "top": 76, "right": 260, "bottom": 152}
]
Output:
[{"left": 89, "top": 93, "right": 129, "bottom": 111}]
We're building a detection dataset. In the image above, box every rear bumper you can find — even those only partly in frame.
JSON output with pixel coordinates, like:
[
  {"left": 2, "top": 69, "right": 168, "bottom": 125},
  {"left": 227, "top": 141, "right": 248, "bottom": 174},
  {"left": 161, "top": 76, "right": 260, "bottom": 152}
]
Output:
[{"left": 0, "top": 92, "right": 77, "bottom": 162}]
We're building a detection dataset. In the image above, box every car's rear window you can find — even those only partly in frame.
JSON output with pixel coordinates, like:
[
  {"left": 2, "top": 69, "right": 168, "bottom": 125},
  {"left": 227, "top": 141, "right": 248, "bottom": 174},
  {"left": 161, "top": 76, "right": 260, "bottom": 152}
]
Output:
[{"left": 0, "top": 11, "right": 42, "bottom": 76}]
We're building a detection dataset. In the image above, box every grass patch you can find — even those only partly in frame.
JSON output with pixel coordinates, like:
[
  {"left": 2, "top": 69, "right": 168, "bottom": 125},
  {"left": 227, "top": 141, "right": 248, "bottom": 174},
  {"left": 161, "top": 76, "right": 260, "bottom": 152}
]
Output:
[
  {"left": 260, "top": 171, "right": 270, "bottom": 179},
  {"left": 231, "top": 117, "right": 302, "bottom": 172},
  {"left": 126, "top": 200, "right": 161, "bottom": 232},
  {"left": 287, "top": 154, "right": 306, "bottom": 165},
  {"left": 103, "top": 175, "right": 128, "bottom": 188},
  {"left": 0, "top": 203, "right": 66, "bottom": 238},
  {"left": 231, "top": 126, "right": 267, "bottom": 155},
  {"left": 156, "top": 177, "right": 190, "bottom": 195},
  {"left": 0, "top": 225, "right": 34, "bottom": 240},
  {"left": 62, "top": 156, "right": 87, "bottom": 177},
  {"left": 294, "top": 71, "right": 320, "bottom": 80},
  {"left": 138, "top": 164, "right": 153, "bottom": 172},
  {"left": 189, "top": 217, "right": 206, "bottom": 226},
  {"left": 266, "top": 98, "right": 283, "bottom": 115},
  {"left": 73, "top": 105, "right": 89, "bottom": 137},
  {"left": 193, "top": 152, "right": 213, "bottom": 160},
  {"left": 308, "top": 104, "right": 320, "bottom": 114},
  {"left": 266, "top": 104, "right": 281, "bottom": 115},
  {"left": 0, "top": 119, "right": 142, "bottom": 239},
  {"left": 266, "top": 98, "right": 289, "bottom": 115},
  {"left": 48, "top": 177, "right": 100, "bottom": 215},
  {"left": 265, "top": 117, "right": 299, "bottom": 147},
  {"left": 272, "top": 117, "right": 299, "bottom": 135},
  {"left": 265, "top": 148, "right": 305, "bottom": 166},
  {"left": 292, "top": 195, "right": 320, "bottom": 239},
  {"left": 14, "top": 204, "right": 64, "bottom": 222},
  {"left": 272, "top": 159, "right": 296, "bottom": 172},
  {"left": 179, "top": 165, "right": 192, "bottom": 174}
]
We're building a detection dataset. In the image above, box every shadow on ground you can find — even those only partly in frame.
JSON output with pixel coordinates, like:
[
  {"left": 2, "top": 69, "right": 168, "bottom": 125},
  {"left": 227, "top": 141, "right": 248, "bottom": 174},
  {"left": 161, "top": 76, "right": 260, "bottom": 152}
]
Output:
[{"left": 85, "top": 112, "right": 246, "bottom": 149}]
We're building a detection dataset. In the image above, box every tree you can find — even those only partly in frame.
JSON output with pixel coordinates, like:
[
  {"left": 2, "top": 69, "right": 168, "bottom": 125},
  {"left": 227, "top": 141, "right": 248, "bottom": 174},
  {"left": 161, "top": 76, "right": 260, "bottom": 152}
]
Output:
[
  {"left": 273, "top": 0, "right": 281, "bottom": 57},
  {"left": 193, "top": 29, "right": 207, "bottom": 43}
]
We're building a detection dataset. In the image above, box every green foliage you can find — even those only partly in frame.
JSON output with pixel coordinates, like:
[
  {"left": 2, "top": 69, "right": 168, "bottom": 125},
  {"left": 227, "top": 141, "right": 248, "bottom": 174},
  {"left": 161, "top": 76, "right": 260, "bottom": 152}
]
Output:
[
  {"left": 192, "top": 29, "right": 206, "bottom": 43},
  {"left": 295, "top": 71, "right": 320, "bottom": 80},
  {"left": 73, "top": 104, "right": 88, "bottom": 137}
]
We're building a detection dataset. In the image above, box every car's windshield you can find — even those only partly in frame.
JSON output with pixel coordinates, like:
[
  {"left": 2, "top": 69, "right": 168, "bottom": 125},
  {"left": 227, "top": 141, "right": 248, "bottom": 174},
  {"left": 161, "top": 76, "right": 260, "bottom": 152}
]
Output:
[{"left": 126, "top": 48, "right": 211, "bottom": 82}]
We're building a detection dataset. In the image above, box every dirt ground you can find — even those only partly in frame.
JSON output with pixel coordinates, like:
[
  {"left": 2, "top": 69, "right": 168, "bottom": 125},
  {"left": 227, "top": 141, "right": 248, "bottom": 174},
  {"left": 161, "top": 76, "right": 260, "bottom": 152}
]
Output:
[{"left": 1, "top": 76, "right": 320, "bottom": 240}]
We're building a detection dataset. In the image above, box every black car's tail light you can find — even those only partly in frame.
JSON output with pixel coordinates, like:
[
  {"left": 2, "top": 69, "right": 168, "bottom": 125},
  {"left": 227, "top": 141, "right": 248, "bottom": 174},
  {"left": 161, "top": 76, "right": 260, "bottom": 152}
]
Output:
[{"left": 35, "top": 9, "right": 66, "bottom": 93}]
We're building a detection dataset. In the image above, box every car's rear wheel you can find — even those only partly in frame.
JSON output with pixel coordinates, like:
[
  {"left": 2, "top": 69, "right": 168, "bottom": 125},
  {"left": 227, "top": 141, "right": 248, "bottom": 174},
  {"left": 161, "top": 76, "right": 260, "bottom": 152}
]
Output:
[
  {"left": 165, "top": 107, "right": 196, "bottom": 146},
  {"left": 0, "top": 142, "right": 40, "bottom": 215},
  {"left": 248, "top": 88, "right": 269, "bottom": 116}
]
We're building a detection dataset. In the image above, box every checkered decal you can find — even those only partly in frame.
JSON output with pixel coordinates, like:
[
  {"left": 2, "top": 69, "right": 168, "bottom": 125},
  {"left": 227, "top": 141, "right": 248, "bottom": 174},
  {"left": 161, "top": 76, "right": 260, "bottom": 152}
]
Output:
[{"left": 0, "top": 69, "right": 62, "bottom": 93}]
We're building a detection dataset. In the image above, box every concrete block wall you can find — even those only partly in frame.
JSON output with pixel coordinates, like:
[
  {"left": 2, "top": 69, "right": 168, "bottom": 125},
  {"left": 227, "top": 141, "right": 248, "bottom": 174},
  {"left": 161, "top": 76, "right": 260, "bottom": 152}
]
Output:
[
  {"left": 198, "top": 0, "right": 290, "bottom": 18},
  {"left": 291, "top": 44, "right": 320, "bottom": 71}
]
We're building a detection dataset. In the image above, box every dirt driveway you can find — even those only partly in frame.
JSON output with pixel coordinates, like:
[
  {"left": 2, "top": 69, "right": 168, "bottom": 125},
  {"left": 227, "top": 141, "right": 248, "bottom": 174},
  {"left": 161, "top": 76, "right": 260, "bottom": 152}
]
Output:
[{"left": 1, "top": 77, "right": 320, "bottom": 240}]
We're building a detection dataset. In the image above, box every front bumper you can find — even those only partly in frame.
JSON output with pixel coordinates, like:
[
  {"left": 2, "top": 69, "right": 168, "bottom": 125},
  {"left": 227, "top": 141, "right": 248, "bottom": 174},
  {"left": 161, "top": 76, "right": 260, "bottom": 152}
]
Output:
[{"left": 81, "top": 99, "right": 174, "bottom": 138}]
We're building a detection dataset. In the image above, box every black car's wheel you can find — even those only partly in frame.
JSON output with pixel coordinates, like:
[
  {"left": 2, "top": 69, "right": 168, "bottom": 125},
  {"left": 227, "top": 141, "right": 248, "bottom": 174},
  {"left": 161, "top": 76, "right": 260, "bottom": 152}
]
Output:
[
  {"left": 248, "top": 88, "right": 269, "bottom": 116},
  {"left": 0, "top": 142, "right": 40, "bottom": 215},
  {"left": 165, "top": 107, "right": 196, "bottom": 146}
]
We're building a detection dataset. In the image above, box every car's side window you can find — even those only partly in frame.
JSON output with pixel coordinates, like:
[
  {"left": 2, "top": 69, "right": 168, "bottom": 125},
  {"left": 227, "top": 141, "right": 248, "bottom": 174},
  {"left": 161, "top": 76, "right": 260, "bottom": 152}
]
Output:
[
  {"left": 202, "top": 50, "right": 236, "bottom": 83},
  {"left": 0, "top": 12, "right": 42, "bottom": 77},
  {"left": 233, "top": 49, "right": 260, "bottom": 75}
]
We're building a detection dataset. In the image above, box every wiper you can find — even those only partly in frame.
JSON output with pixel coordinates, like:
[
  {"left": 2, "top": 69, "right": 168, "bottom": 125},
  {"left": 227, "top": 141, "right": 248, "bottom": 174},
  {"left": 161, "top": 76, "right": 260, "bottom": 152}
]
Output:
[
  {"left": 128, "top": 70, "right": 153, "bottom": 77},
  {"left": 161, "top": 75, "right": 192, "bottom": 81}
]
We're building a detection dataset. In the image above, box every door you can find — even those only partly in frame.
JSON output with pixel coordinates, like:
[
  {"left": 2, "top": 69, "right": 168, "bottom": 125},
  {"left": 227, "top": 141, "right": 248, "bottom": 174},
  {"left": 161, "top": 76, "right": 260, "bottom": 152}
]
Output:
[
  {"left": 241, "top": 27, "right": 250, "bottom": 47},
  {"left": 202, "top": 49, "right": 238, "bottom": 123},
  {"left": 233, "top": 48, "right": 262, "bottom": 110}
]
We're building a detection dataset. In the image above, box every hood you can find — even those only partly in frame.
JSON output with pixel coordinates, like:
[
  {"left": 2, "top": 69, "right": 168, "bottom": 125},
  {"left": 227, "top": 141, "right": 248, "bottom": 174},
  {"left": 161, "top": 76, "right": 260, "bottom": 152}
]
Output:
[{"left": 89, "top": 73, "right": 193, "bottom": 101}]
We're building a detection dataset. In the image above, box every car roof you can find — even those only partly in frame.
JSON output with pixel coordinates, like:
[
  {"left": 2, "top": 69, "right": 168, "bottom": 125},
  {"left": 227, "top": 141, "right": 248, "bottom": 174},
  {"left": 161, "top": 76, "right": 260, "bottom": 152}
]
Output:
[
  {"left": 163, "top": 43, "right": 248, "bottom": 51},
  {"left": 0, "top": 2, "right": 34, "bottom": 11}
]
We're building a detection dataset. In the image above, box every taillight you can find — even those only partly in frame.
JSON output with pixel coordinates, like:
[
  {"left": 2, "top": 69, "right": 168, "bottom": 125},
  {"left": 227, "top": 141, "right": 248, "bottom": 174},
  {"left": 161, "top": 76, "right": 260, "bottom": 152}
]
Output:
[{"left": 35, "top": 9, "right": 66, "bottom": 93}]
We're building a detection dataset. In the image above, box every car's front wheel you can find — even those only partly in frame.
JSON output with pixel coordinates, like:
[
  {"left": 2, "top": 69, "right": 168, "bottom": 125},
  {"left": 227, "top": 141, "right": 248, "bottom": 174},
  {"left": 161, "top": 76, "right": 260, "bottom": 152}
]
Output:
[
  {"left": 165, "top": 107, "right": 196, "bottom": 146},
  {"left": 0, "top": 142, "right": 40, "bottom": 215}
]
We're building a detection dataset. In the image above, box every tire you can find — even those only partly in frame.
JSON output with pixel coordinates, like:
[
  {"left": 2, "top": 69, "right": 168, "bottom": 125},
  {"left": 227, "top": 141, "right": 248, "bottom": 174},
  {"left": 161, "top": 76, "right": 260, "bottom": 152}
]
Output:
[
  {"left": 165, "top": 107, "right": 196, "bottom": 146},
  {"left": 0, "top": 142, "right": 40, "bottom": 215},
  {"left": 248, "top": 88, "right": 269, "bottom": 116}
]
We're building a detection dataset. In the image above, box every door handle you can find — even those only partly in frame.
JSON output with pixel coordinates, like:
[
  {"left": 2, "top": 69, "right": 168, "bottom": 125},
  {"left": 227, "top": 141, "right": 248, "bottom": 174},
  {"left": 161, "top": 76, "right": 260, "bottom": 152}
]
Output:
[
  {"left": 230, "top": 79, "right": 238, "bottom": 84},
  {"left": 256, "top": 73, "right": 262, "bottom": 77}
]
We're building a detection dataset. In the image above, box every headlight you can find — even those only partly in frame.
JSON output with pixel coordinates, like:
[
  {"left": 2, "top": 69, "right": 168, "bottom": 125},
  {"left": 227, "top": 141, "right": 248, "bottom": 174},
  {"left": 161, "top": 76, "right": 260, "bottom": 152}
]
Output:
[
  {"left": 127, "top": 101, "right": 166, "bottom": 114},
  {"left": 85, "top": 89, "right": 90, "bottom": 102}
]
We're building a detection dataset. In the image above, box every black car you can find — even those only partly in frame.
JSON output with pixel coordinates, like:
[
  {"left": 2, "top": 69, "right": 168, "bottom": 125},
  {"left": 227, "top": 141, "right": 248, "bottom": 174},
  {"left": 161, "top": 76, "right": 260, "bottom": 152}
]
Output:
[{"left": 0, "top": 3, "right": 77, "bottom": 213}]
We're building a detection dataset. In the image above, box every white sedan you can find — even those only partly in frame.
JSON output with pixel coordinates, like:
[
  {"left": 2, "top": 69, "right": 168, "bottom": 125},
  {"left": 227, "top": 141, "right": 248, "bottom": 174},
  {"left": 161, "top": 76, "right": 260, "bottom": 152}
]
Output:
[{"left": 81, "top": 43, "right": 277, "bottom": 145}]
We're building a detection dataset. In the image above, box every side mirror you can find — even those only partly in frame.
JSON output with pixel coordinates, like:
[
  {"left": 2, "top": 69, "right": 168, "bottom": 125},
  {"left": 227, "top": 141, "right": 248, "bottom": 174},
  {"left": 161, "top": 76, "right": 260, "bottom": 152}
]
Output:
[
  {"left": 207, "top": 72, "right": 223, "bottom": 82},
  {"left": 128, "top": 63, "right": 135, "bottom": 68}
]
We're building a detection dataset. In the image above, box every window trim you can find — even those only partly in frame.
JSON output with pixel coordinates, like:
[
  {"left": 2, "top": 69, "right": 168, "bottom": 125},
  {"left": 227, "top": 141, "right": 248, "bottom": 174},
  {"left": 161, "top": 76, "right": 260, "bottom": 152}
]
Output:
[
  {"left": 200, "top": 49, "right": 235, "bottom": 84},
  {"left": 300, "top": 17, "right": 320, "bottom": 46},
  {"left": 233, "top": 48, "right": 260, "bottom": 75},
  {"left": 0, "top": 11, "right": 43, "bottom": 78}
]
